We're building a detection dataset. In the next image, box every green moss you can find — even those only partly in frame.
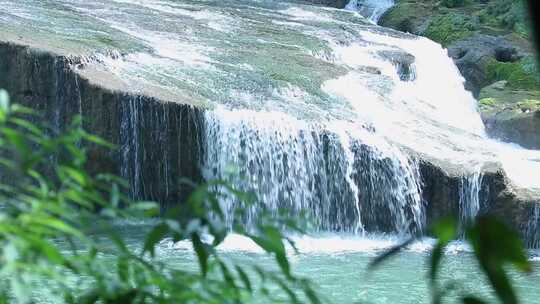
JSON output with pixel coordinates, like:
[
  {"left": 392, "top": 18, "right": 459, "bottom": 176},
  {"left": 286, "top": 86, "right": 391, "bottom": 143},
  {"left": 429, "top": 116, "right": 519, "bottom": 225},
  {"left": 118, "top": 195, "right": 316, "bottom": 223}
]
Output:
[
  {"left": 379, "top": 3, "right": 421, "bottom": 33},
  {"left": 424, "top": 13, "right": 477, "bottom": 46},
  {"left": 442, "top": 0, "right": 465, "bottom": 8},
  {"left": 517, "top": 99, "right": 540, "bottom": 112},
  {"left": 477, "top": 0, "right": 530, "bottom": 37},
  {"left": 479, "top": 97, "right": 497, "bottom": 107},
  {"left": 486, "top": 57, "right": 540, "bottom": 90}
]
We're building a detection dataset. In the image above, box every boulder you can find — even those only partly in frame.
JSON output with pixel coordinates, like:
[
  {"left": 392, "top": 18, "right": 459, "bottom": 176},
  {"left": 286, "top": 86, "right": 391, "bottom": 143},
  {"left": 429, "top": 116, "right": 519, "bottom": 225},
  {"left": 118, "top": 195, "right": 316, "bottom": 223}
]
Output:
[
  {"left": 377, "top": 49, "right": 416, "bottom": 81},
  {"left": 448, "top": 34, "right": 524, "bottom": 95},
  {"left": 305, "top": 0, "right": 349, "bottom": 9},
  {"left": 479, "top": 81, "right": 540, "bottom": 149}
]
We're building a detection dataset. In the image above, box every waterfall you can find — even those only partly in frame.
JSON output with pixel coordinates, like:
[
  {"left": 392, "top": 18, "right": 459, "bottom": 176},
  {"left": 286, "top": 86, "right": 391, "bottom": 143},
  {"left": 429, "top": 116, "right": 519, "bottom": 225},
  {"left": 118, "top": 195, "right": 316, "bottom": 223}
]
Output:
[
  {"left": 6, "top": 0, "right": 540, "bottom": 243},
  {"left": 459, "top": 169, "right": 484, "bottom": 231},
  {"left": 526, "top": 204, "right": 540, "bottom": 249},
  {"left": 345, "top": 0, "right": 395, "bottom": 23},
  {"left": 203, "top": 107, "right": 424, "bottom": 235}
]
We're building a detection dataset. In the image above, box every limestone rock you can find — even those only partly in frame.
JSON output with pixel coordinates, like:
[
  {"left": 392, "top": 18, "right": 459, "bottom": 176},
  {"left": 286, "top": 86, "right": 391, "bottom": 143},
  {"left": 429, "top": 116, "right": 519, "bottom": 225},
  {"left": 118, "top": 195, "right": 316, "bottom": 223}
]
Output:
[
  {"left": 448, "top": 34, "right": 524, "bottom": 95},
  {"left": 479, "top": 82, "right": 540, "bottom": 149}
]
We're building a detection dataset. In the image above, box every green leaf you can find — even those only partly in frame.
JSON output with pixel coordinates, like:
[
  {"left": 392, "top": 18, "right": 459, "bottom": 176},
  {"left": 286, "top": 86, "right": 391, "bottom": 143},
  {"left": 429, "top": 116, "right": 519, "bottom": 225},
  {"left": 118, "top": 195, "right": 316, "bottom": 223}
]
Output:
[
  {"left": 235, "top": 266, "right": 252, "bottom": 293},
  {"left": 83, "top": 133, "right": 115, "bottom": 149},
  {"left": 249, "top": 226, "right": 290, "bottom": 276},
  {"left": 431, "top": 217, "right": 458, "bottom": 244},
  {"left": 462, "top": 296, "right": 487, "bottom": 304},
  {"left": 192, "top": 233, "right": 211, "bottom": 277},
  {"left": 218, "top": 260, "right": 238, "bottom": 292},
  {"left": 0, "top": 89, "right": 10, "bottom": 114},
  {"left": 430, "top": 243, "right": 445, "bottom": 284},
  {"left": 59, "top": 166, "right": 88, "bottom": 186},
  {"left": 143, "top": 223, "right": 169, "bottom": 257},
  {"left": 467, "top": 216, "right": 531, "bottom": 304},
  {"left": 368, "top": 238, "right": 415, "bottom": 270},
  {"left": 30, "top": 216, "right": 85, "bottom": 239},
  {"left": 428, "top": 217, "right": 458, "bottom": 285},
  {"left": 10, "top": 117, "right": 43, "bottom": 136},
  {"left": 128, "top": 201, "right": 159, "bottom": 217}
]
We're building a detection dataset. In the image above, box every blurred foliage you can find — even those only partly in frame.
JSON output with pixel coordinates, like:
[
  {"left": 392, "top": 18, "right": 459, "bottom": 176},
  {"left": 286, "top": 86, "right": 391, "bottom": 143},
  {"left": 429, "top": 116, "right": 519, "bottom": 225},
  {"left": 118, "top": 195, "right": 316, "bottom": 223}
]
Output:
[
  {"left": 0, "top": 89, "right": 322, "bottom": 304},
  {"left": 370, "top": 216, "right": 532, "bottom": 304}
]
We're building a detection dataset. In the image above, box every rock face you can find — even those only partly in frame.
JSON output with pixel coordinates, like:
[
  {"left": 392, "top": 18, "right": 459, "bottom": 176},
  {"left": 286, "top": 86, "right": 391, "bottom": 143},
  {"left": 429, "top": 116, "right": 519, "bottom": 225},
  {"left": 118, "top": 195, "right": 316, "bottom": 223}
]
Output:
[
  {"left": 479, "top": 81, "right": 540, "bottom": 149},
  {"left": 305, "top": 0, "right": 348, "bottom": 8},
  {"left": 0, "top": 42, "right": 205, "bottom": 210},
  {"left": 447, "top": 34, "right": 524, "bottom": 95},
  {"left": 0, "top": 35, "right": 539, "bottom": 242},
  {"left": 418, "top": 156, "right": 540, "bottom": 242},
  {"left": 377, "top": 50, "right": 416, "bottom": 81}
]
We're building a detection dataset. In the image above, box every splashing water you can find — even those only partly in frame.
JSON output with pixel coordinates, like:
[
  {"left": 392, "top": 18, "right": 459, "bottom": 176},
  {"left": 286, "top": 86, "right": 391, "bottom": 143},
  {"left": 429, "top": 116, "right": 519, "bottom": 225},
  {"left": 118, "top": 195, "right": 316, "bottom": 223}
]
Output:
[
  {"left": 203, "top": 107, "right": 424, "bottom": 234},
  {"left": 527, "top": 204, "right": 540, "bottom": 248},
  {"left": 459, "top": 167, "right": 484, "bottom": 231},
  {"left": 345, "top": 0, "right": 395, "bottom": 23}
]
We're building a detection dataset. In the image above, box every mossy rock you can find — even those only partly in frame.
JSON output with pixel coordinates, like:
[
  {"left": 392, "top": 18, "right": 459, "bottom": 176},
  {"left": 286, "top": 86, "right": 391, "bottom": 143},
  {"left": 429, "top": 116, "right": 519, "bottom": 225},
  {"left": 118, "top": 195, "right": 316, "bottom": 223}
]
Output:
[
  {"left": 379, "top": 3, "right": 422, "bottom": 33},
  {"left": 517, "top": 99, "right": 540, "bottom": 112},
  {"left": 478, "top": 81, "right": 540, "bottom": 114},
  {"left": 479, "top": 83, "right": 540, "bottom": 149},
  {"left": 479, "top": 97, "right": 496, "bottom": 108},
  {"left": 486, "top": 56, "right": 540, "bottom": 90},
  {"left": 442, "top": 0, "right": 465, "bottom": 8},
  {"left": 477, "top": 0, "right": 529, "bottom": 37},
  {"left": 424, "top": 13, "right": 478, "bottom": 46}
]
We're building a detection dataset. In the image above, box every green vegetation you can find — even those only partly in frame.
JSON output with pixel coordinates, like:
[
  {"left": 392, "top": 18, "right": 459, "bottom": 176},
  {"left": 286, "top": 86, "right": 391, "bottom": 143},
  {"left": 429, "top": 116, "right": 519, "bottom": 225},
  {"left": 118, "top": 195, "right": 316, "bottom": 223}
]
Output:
[
  {"left": 381, "top": 0, "right": 530, "bottom": 41},
  {"left": 424, "top": 13, "right": 477, "bottom": 47},
  {"left": 517, "top": 99, "right": 540, "bottom": 112},
  {"left": 486, "top": 57, "right": 540, "bottom": 90},
  {"left": 478, "top": 0, "right": 529, "bottom": 37},
  {"left": 479, "top": 97, "right": 496, "bottom": 107},
  {"left": 442, "top": 0, "right": 465, "bottom": 9}
]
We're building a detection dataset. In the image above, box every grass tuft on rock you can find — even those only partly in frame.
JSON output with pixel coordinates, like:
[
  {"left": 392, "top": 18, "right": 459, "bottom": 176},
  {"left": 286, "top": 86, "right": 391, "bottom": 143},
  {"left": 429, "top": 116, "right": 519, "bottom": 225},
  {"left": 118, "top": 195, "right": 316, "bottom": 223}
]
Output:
[
  {"left": 424, "top": 13, "right": 477, "bottom": 46},
  {"left": 486, "top": 56, "right": 540, "bottom": 90}
]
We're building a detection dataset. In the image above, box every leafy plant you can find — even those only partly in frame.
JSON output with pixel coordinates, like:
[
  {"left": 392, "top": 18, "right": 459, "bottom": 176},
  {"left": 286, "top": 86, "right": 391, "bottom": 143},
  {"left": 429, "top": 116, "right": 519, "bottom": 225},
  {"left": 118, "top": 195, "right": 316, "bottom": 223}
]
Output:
[
  {"left": 0, "top": 89, "right": 322, "bottom": 304},
  {"left": 369, "top": 216, "right": 532, "bottom": 304}
]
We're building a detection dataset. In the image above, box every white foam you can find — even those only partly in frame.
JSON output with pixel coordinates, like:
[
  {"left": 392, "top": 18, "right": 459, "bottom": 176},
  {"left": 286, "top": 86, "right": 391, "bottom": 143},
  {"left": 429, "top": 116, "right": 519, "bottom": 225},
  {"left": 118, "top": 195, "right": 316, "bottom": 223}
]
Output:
[{"left": 158, "top": 233, "right": 474, "bottom": 256}]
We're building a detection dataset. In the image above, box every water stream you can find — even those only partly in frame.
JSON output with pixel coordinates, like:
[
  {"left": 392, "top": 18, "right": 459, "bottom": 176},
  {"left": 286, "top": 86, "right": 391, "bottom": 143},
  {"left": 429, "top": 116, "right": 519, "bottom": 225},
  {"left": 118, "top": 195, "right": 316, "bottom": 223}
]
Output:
[
  {"left": 2, "top": 0, "right": 540, "bottom": 237},
  {"left": 345, "top": 0, "right": 394, "bottom": 24}
]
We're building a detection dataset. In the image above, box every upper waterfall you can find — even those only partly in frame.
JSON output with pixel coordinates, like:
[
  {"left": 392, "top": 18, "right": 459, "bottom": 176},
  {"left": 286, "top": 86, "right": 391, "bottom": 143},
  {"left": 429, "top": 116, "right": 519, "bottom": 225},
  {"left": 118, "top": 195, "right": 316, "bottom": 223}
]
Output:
[
  {"left": 345, "top": 0, "right": 394, "bottom": 23},
  {"left": 1, "top": 0, "right": 539, "bottom": 235}
]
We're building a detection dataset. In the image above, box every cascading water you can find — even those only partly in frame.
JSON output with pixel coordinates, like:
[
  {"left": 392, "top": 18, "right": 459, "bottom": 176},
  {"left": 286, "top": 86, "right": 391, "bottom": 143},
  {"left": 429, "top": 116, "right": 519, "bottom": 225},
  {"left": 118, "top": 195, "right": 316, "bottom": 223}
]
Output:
[
  {"left": 527, "top": 204, "right": 540, "bottom": 249},
  {"left": 459, "top": 168, "right": 484, "bottom": 231},
  {"left": 3, "top": 0, "right": 540, "bottom": 240},
  {"left": 203, "top": 108, "right": 424, "bottom": 234},
  {"left": 345, "top": 0, "right": 394, "bottom": 23}
]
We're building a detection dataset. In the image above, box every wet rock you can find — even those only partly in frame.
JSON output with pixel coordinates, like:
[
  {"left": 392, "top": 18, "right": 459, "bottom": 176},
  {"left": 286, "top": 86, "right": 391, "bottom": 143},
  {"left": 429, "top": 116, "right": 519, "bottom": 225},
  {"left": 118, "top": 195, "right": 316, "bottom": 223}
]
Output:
[
  {"left": 448, "top": 34, "right": 524, "bottom": 95},
  {"left": 379, "top": 1, "right": 533, "bottom": 96},
  {"left": 379, "top": 1, "right": 432, "bottom": 34},
  {"left": 479, "top": 81, "right": 540, "bottom": 149},
  {"left": 0, "top": 41, "right": 205, "bottom": 210},
  {"left": 305, "top": 0, "right": 348, "bottom": 9},
  {"left": 378, "top": 50, "right": 416, "bottom": 81},
  {"left": 418, "top": 154, "right": 540, "bottom": 243}
]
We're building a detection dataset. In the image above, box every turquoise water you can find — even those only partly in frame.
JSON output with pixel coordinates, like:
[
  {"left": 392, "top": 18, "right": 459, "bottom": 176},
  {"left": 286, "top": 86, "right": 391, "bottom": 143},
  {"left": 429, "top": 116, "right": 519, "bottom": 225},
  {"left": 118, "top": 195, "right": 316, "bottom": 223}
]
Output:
[
  {"left": 151, "top": 233, "right": 540, "bottom": 304},
  {"left": 100, "top": 223, "right": 540, "bottom": 304}
]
